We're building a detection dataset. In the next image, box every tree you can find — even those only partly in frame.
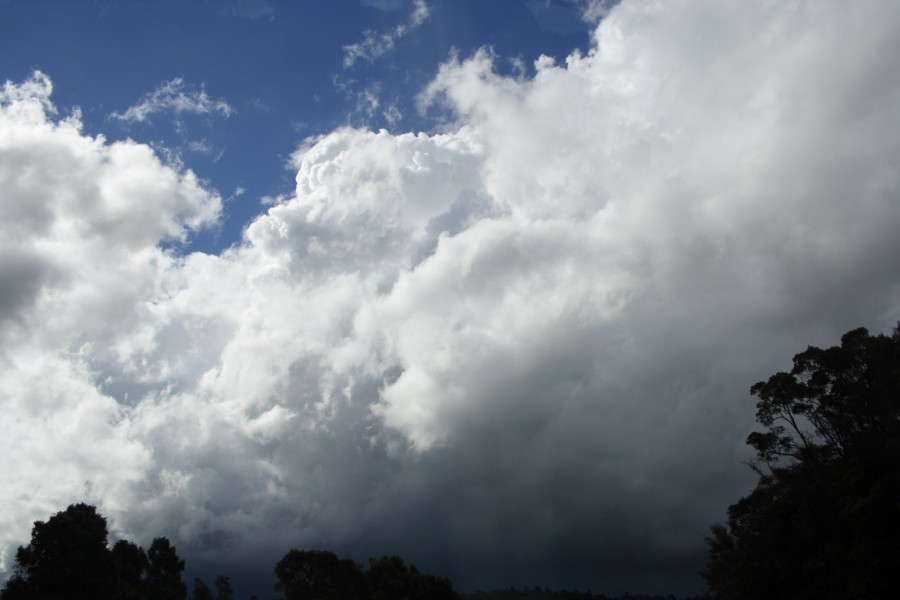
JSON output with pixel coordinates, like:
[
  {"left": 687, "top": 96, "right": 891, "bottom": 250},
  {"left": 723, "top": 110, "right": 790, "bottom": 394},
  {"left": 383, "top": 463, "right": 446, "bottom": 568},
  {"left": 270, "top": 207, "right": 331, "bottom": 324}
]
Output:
[
  {"left": 213, "top": 575, "right": 234, "bottom": 600},
  {"left": 191, "top": 577, "right": 213, "bottom": 600},
  {"left": 0, "top": 576, "right": 30, "bottom": 600},
  {"left": 191, "top": 577, "right": 214, "bottom": 600},
  {"left": 146, "top": 537, "right": 188, "bottom": 600},
  {"left": 0, "top": 503, "right": 115, "bottom": 600},
  {"left": 704, "top": 325, "right": 900, "bottom": 599},
  {"left": 274, "top": 549, "right": 366, "bottom": 600},
  {"left": 367, "top": 555, "right": 457, "bottom": 600},
  {"left": 272, "top": 548, "right": 459, "bottom": 600},
  {"left": 112, "top": 539, "right": 149, "bottom": 599}
]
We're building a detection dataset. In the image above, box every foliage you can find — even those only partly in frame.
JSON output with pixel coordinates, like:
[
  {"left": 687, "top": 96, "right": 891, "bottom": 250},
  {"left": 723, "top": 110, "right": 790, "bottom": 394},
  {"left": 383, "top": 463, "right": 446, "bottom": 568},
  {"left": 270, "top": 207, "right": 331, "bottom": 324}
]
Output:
[
  {"left": 0, "top": 503, "right": 188, "bottom": 600},
  {"left": 191, "top": 574, "right": 234, "bottom": 600},
  {"left": 146, "top": 537, "right": 188, "bottom": 600},
  {"left": 0, "top": 503, "right": 114, "bottom": 600},
  {"left": 273, "top": 549, "right": 459, "bottom": 600},
  {"left": 704, "top": 325, "right": 900, "bottom": 599},
  {"left": 462, "top": 589, "right": 703, "bottom": 600},
  {"left": 113, "top": 539, "right": 150, "bottom": 599},
  {"left": 213, "top": 575, "right": 235, "bottom": 600},
  {"left": 366, "top": 554, "right": 457, "bottom": 600},
  {"left": 192, "top": 577, "right": 214, "bottom": 600},
  {"left": 274, "top": 549, "right": 367, "bottom": 600}
]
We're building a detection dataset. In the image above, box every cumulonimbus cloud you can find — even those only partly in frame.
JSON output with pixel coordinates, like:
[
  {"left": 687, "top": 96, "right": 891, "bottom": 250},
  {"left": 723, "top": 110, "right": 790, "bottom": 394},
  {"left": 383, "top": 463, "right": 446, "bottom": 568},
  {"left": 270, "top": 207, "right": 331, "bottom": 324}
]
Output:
[{"left": 2, "top": 0, "right": 900, "bottom": 595}]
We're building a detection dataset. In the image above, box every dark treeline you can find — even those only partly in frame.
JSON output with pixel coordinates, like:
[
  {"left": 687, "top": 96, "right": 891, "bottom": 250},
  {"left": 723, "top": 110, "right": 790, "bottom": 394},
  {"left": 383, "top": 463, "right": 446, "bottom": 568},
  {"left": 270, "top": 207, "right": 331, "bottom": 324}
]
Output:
[
  {"left": 0, "top": 501, "right": 704, "bottom": 600},
  {"left": 2, "top": 326, "right": 898, "bottom": 599},
  {"left": 0, "top": 505, "right": 702, "bottom": 600},
  {"left": 0, "top": 503, "right": 202, "bottom": 600},
  {"left": 463, "top": 590, "right": 704, "bottom": 600},
  {"left": 0, "top": 503, "right": 458, "bottom": 599}
]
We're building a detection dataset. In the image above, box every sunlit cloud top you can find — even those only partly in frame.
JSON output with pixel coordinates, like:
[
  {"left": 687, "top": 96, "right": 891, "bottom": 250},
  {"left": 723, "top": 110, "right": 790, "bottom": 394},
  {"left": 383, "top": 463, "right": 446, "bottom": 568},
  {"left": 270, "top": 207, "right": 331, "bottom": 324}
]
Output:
[{"left": 1, "top": 1, "right": 899, "bottom": 597}]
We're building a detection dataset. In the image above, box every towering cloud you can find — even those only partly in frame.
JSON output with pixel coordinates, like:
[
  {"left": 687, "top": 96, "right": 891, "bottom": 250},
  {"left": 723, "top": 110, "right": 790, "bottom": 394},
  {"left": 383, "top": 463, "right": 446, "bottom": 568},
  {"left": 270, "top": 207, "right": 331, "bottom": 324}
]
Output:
[
  {"left": 0, "top": 70, "right": 222, "bottom": 566},
  {"left": 2, "top": 0, "right": 899, "bottom": 594}
]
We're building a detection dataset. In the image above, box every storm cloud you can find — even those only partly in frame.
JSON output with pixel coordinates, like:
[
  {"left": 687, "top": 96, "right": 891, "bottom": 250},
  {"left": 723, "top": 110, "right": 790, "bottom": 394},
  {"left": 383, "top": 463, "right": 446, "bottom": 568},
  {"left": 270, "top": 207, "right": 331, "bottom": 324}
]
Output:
[{"left": 2, "top": 0, "right": 899, "bottom": 595}]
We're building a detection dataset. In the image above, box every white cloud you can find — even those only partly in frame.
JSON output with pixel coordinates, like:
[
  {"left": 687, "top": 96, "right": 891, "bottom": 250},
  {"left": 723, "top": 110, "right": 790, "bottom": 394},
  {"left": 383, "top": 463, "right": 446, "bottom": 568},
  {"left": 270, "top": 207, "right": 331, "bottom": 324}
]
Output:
[
  {"left": 344, "top": 0, "right": 431, "bottom": 67},
  {"left": 110, "top": 78, "right": 234, "bottom": 124},
  {"left": 3, "top": 0, "right": 900, "bottom": 594},
  {"left": 188, "top": 138, "right": 226, "bottom": 162},
  {"left": 0, "top": 70, "right": 221, "bottom": 570},
  {"left": 582, "top": 0, "right": 620, "bottom": 23}
]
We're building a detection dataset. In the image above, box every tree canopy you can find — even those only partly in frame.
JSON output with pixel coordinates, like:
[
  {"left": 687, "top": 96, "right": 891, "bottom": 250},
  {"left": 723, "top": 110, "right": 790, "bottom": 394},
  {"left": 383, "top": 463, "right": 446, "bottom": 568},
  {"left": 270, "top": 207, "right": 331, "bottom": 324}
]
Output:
[
  {"left": 273, "top": 549, "right": 458, "bottom": 600},
  {"left": 0, "top": 503, "right": 188, "bottom": 600},
  {"left": 2, "top": 503, "right": 114, "bottom": 600},
  {"left": 146, "top": 536, "right": 188, "bottom": 600},
  {"left": 704, "top": 325, "right": 900, "bottom": 599},
  {"left": 0, "top": 505, "right": 464, "bottom": 600}
]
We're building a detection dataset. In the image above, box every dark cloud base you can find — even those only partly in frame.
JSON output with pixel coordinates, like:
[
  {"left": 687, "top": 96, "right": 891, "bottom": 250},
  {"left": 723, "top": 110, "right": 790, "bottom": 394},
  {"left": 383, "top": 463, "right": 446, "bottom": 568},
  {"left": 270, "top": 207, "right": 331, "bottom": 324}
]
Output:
[{"left": 2, "top": 1, "right": 900, "bottom": 597}]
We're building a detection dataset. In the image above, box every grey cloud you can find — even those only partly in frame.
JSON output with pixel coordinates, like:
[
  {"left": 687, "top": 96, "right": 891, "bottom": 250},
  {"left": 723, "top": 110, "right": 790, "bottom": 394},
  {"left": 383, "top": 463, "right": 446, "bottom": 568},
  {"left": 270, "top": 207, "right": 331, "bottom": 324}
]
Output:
[
  {"left": 412, "top": 189, "right": 507, "bottom": 266},
  {"left": 0, "top": 250, "right": 55, "bottom": 323},
  {"left": 3, "top": 1, "right": 900, "bottom": 596}
]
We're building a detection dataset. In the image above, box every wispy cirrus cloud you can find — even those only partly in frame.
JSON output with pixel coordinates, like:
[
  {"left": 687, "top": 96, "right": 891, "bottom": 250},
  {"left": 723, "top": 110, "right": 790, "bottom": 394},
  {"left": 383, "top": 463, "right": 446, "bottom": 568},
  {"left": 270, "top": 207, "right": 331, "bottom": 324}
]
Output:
[
  {"left": 110, "top": 78, "right": 234, "bottom": 124},
  {"left": 344, "top": 0, "right": 431, "bottom": 67}
]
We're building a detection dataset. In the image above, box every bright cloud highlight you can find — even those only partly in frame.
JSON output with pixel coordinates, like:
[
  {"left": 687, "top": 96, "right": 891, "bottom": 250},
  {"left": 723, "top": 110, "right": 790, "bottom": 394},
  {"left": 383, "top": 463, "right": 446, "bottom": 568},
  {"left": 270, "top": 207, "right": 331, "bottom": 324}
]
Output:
[{"left": 2, "top": 0, "right": 899, "bottom": 595}]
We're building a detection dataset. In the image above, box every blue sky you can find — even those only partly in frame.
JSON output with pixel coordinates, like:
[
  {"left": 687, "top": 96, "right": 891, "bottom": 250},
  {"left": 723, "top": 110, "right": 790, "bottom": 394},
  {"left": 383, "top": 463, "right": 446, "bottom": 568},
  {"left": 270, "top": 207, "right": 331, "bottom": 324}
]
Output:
[
  {"left": 2, "top": 0, "right": 594, "bottom": 252},
  {"left": 2, "top": 1, "right": 899, "bottom": 598}
]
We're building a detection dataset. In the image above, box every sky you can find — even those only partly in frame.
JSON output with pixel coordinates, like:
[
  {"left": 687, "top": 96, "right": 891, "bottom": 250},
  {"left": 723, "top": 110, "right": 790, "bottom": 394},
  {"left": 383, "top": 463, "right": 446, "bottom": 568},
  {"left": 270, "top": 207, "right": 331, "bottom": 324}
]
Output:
[{"left": 1, "top": 0, "right": 899, "bottom": 597}]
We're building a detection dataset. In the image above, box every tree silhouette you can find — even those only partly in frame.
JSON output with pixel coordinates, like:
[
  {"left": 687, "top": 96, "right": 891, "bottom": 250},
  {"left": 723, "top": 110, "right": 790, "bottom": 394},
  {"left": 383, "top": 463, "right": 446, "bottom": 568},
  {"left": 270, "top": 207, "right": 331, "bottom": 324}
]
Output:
[
  {"left": 274, "top": 549, "right": 366, "bottom": 600},
  {"left": 704, "top": 325, "right": 900, "bottom": 599},
  {"left": 272, "top": 548, "right": 461, "bottom": 600},
  {"left": 0, "top": 505, "right": 242, "bottom": 600},
  {"left": 146, "top": 537, "right": 188, "bottom": 600},
  {"left": 112, "top": 539, "right": 149, "bottom": 599},
  {"left": 191, "top": 577, "right": 214, "bottom": 600},
  {"left": 0, "top": 503, "right": 115, "bottom": 600},
  {"left": 213, "top": 575, "right": 234, "bottom": 600},
  {"left": 367, "top": 555, "right": 457, "bottom": 600}
]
